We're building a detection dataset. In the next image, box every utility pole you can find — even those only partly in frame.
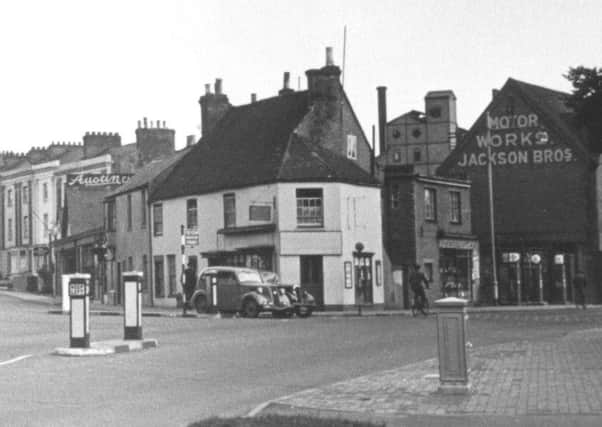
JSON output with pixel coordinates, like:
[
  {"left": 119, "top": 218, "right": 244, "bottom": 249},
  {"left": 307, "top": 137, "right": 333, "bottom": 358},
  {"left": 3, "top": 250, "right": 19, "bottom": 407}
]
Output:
[{"left": 486, "top": 112, "right": 499, "bottom": 305}]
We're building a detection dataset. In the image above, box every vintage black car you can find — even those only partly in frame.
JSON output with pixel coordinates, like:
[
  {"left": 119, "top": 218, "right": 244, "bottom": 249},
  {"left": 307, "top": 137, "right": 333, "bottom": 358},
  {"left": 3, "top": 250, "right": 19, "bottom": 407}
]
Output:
[
  {"left": 190, "top": 266, "right": 294, "bottom": 318},
  {"left": 260, "top": 271, "right": 316, "bottom": 318}
]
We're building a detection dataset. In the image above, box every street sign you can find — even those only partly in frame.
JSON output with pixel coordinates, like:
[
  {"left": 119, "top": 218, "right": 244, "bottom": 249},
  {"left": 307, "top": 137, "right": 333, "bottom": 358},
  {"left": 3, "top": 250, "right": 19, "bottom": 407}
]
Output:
[
  {"left": 185, "top": 230, "right": 199, "bottom": 247},
  {"left": 554, "top": 254, "right": 565, "bottom": 265},
  {"left": 69, "top": 282, "right": 88, "bottom": 297},
  {"left": 530, "top": 254, "right": 542, "bottom": 264}
]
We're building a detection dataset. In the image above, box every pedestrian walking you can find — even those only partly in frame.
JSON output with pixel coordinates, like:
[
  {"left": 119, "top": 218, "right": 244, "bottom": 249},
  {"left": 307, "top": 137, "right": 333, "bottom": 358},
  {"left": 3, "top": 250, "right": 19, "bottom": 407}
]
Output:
[{"left": 573, "top": 270, "right": 587, "bottom": 309}]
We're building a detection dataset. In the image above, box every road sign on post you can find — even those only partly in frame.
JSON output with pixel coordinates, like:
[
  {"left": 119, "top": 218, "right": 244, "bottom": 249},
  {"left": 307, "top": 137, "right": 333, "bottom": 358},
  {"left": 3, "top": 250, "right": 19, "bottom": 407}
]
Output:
[
  {"left": 123, "top": 271, "right": 143, "bottom": 340},
  {"left": 68, "top": 274, "right": 91, "bottom": 348}
]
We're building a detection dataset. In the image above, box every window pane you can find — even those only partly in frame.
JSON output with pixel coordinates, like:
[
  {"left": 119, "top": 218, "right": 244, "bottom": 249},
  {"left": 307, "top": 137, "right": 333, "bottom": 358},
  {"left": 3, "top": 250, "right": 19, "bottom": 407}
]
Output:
[
  {"left": 153, "top": 204, "right": 163, "bottom": 236},
  {"left": 223, "top": 194, "right": 235, "bottom": 228},
  {"left": 296, "top": 188, "right": 323, "bottom": 226},
  {"left": 187, "top": 199, "right": 198, "bottom": 228}
]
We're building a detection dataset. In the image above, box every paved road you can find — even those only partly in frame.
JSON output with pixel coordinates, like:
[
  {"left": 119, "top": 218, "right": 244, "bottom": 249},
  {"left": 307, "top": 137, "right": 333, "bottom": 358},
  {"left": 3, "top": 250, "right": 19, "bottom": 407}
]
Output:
[{"left": 1, "top": 294, "right": 600, "bottom": 426}]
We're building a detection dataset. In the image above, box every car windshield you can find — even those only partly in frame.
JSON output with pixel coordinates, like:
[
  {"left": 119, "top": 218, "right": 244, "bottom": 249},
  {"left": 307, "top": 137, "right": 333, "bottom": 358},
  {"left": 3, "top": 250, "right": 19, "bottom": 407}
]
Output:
[
  {"left": 236, "top": 270, "right": 263, "bottom": 285},
  {"left": 259, "top": 271, "right": 279, "bottom": 285}
]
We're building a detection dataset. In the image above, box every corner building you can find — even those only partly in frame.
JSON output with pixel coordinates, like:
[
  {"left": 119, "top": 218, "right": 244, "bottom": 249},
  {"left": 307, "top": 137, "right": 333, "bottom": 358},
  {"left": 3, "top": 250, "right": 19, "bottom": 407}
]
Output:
[{"left": 439, "top": 78, "right": 600, "bottom": 305}]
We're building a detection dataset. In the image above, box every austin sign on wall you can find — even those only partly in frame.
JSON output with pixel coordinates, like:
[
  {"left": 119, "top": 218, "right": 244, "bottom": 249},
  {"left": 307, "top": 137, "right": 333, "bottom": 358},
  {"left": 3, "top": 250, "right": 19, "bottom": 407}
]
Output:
[
  {"left": 456, "top": 113, "right": 576, "bottom": 168},
  {"left": 66, "top": 173, "right": 133, "bottom": 187}
]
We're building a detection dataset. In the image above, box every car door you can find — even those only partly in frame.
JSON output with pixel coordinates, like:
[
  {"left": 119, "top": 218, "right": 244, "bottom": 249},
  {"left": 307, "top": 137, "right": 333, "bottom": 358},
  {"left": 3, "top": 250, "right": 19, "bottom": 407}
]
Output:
[{"left": 216, "top": 270, "right": 239, "bottom": 311}]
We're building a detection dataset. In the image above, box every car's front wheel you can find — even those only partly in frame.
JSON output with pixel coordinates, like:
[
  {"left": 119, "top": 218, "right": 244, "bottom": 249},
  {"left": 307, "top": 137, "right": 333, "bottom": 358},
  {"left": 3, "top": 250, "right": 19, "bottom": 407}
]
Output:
[
  {"left": 194, "top": 295, "right": 209, "bottom": 314},
  {"left": 241, "top": 299, "right": 260, "bottom": 318}
]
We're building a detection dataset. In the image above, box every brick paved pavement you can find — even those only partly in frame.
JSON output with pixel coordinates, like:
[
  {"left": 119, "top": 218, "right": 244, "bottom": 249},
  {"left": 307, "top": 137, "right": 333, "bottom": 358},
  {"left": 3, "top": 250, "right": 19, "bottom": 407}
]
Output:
[{"left": 259, "top": 327, "right": 602, "bottom": 420}]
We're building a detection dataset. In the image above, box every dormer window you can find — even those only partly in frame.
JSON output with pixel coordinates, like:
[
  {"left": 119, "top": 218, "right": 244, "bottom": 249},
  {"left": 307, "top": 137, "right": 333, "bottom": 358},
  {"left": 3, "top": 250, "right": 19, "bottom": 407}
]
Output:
[{"left": 346, "top": 134, "right": 357, "bottom": 160}]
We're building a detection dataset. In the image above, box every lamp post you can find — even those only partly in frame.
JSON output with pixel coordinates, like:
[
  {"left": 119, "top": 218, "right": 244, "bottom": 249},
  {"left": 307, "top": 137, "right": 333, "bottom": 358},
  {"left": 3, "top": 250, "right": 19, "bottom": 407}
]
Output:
[
  {"left": 486, "top": 112, "right": 499, "bottom": 305},
  {"left": 47, "top": 223, "right": 60, "bottom": 298}
]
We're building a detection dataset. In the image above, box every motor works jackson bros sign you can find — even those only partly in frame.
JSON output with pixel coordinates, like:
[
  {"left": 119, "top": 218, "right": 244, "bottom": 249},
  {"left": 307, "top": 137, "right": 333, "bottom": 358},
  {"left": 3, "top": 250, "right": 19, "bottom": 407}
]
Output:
[{"left": 456, "top": 113, "right": 575, "bottom": 168}]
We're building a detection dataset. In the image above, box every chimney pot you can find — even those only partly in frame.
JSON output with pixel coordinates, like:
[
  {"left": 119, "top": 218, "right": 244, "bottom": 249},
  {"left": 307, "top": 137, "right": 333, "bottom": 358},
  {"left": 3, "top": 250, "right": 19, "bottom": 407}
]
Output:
[
  {"left": 205, "top": 83, "right": 211, "bottom": 95},
  {"left": 251, "top": 93, "right": 257, "bottom": 103},
  {"left": 215, "top": 78, "right": 222, "bottom": 95},
  {"left": 326, "top": 46, "right": 334, "bottom": 66},
  {"left": 163, "top": 120, "right": 166, "bottom": 128},
  {"left": 143, "top": 117, "right": 148, "bottom": 128}
]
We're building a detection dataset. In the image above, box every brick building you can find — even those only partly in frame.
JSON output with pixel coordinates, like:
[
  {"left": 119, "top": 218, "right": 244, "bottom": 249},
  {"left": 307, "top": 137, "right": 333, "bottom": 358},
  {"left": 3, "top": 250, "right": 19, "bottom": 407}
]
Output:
[
  {"left": 147, "top": 48, "right": 384, "bottom": 309},
  {"left": 377, "top": 86, "right": 477, "bottom": 308},
  {"left": 439, "top": 78, "right": 601, "bottom": 305}
]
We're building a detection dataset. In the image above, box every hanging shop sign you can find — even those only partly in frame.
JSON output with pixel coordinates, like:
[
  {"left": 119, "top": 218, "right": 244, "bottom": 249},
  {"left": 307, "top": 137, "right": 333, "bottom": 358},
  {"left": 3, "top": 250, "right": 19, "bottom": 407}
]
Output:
[{"left": 456, "top": 113, "right": 576, "bottom": 168}]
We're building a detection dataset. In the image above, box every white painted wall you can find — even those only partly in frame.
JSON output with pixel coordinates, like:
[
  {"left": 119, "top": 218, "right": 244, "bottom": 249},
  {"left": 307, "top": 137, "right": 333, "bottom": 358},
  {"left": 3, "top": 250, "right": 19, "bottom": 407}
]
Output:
[{"left": 152, "top": 181, "right": 383, "bottom": 308}]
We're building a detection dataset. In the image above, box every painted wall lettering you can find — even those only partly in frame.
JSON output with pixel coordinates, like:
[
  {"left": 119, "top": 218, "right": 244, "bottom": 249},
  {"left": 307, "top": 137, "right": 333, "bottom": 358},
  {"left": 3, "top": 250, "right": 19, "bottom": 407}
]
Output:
[
  {"left": 457, "top": 113, "right": 575, "bottom": 168},
  {"left": 67, "top": 173, "right": 133, "bottom": 187}
]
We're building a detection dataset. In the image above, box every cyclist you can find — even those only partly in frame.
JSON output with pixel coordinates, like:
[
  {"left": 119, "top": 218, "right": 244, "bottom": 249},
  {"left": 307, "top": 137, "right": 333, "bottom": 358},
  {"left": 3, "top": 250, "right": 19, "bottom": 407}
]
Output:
[{"left": 409, "top": 263, "right": 430, "bottom": 315}]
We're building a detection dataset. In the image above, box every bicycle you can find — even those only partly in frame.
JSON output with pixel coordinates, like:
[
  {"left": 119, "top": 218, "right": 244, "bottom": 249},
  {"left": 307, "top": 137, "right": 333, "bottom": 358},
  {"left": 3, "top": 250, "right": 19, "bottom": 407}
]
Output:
[{"left": 411, "top": 292, "right": 430, "bottom": 316}]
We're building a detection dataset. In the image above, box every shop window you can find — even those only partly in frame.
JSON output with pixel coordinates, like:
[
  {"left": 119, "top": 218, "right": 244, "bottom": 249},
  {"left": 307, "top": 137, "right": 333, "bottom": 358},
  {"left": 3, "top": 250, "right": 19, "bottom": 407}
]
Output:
[
  {"left": 449, "top": 191, "right": 461, "bottom": 224},
  {"left": 425, "top": 188, "right": 437, "bottom": 221},
  {"left": 187, "top": 199, "right": 198, "bottom": 229},
  {"left": 223, "top": 194, "right": 236, "bottom": 228},
  {"left": 390, "top": 183, "right": 400, "bottom": 210},
  {"left": 296, "top": 188, "right": 323, "bottom": 227},
  {"left": 153, "top": 204, "right": 163, "bottom": 236},
  {"left": 154, "top": 256, "right": 164, "bottom": 298},
  {"left": 346, "top": 134, "right": 357, "bottom": 160},
  {"left": 127, "top": 194, "right": 132, "bottom": 231},
  {"left": 167, "top": 255, "right": 177, "bottom": 297}
]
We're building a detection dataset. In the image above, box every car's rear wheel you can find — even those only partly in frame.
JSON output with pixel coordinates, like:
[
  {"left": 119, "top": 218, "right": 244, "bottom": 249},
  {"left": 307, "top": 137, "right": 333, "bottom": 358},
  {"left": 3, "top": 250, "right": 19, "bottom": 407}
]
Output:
[
  {"left": 296, "top": 305, "right": 313, "bottom": 318},
  {"left": 242, "top": 299, "right": 260, "bottom": 318},
  {"left": 194, "top": 295, "right": 208, "bottom": 314}
]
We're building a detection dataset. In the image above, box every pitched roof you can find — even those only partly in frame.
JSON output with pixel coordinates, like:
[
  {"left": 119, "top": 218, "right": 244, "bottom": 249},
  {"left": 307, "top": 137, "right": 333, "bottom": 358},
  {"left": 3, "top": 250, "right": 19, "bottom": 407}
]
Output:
[
  {"left": 106, "top": 147, "right": 192, "bottom": 199},
  {"left": 439, "top": 77, "right": 592, "bottom": 173},
  {"left": 150, "top": 92, "right": 378, "bottom": 202}
]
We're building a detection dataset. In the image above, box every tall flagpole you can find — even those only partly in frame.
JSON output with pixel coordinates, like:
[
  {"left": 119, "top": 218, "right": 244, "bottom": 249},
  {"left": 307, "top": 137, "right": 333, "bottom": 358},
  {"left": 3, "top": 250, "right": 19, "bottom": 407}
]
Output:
[{"left": 486, "top": 112, "right": 499, "bottom": 305}]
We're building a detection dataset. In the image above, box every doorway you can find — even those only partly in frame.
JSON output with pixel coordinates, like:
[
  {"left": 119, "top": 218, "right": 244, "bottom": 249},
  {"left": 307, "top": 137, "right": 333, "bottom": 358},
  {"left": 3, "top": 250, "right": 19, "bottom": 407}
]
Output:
[
  {"left": 300, "top": 256, "right": 323, "bottom": 307},
  {"left": 354, "top": 254, "right": 373, "bottom": 304}
]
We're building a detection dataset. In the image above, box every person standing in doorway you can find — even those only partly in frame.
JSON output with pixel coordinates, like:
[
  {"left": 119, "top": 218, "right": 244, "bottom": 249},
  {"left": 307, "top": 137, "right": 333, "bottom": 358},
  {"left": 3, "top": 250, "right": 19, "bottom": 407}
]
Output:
[{"left": 573, "top": 270, "right": 587, "bottom": 309}]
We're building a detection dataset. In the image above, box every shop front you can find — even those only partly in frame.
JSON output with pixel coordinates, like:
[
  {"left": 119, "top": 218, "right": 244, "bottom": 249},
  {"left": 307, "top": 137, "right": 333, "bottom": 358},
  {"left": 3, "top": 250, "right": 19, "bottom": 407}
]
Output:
[
  {"left": 497, "top": 244, "right": 578, "bottom": 305},
  {"left": 438, "top": 237, "right": 480, "bottom": 301}
]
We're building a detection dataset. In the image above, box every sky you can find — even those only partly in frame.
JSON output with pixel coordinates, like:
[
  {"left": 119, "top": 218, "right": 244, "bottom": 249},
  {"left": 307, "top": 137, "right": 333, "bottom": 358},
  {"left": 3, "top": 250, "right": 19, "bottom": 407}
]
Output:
[{"left": 0, "top": 0, "right": 600, "bottom": 155}]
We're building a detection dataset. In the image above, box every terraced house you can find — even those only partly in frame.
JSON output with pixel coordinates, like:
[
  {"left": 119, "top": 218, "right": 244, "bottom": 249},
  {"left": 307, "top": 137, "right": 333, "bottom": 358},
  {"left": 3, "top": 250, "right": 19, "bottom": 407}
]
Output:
[{"left": 147, "top": 48, "right": 384, "bottom": 310}]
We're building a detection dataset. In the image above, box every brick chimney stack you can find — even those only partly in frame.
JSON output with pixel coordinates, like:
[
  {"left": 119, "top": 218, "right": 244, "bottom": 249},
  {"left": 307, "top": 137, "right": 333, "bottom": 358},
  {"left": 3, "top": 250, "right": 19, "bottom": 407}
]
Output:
[
  {"left": 199, "top": 78, "right": 231, "bottom": 137},
  {"left": 135, "top": 118, "right": 175, "bottom": 166},
  {"left": 83, "top": 131, "right": 121, "bottom": 159},
  {"left": 306, "top": 46, "right": 342, "bottom": 107},
  {"left": 278, "top": 72, "right": 294, "bottom": 96}
]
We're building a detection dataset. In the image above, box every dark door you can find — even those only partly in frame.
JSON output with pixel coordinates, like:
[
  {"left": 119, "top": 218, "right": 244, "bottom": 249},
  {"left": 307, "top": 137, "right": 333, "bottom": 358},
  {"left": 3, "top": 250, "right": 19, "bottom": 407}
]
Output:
[
  {"left": 216, "top": 270, "right": 239, "bottom": 311},
  {"left": 354, "top": 254, "right": 373, "bottom": 304},
  {"left": 300, "top": 256, "right": 323, "bottom": 307}
]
